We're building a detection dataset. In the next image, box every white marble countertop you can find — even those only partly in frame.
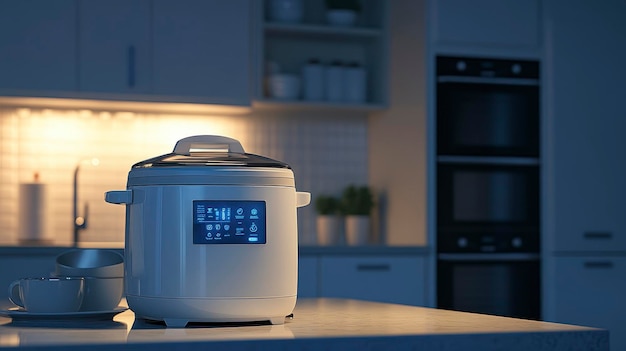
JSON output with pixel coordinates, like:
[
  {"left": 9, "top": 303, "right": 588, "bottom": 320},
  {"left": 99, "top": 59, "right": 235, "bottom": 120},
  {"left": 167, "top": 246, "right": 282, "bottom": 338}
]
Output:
[{"left": 0, "top": 298, "right": 607, "bottom": 351}]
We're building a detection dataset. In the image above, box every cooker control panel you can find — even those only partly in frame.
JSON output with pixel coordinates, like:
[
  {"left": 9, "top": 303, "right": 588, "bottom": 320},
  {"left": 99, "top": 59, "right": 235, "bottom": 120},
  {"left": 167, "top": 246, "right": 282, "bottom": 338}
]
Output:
[{"left": 193, "top": 200, "right": 266, "bottom": 244}]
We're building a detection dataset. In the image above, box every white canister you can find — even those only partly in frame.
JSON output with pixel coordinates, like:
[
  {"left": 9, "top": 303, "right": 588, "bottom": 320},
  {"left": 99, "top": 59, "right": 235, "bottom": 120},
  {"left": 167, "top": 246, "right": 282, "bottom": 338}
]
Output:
[
  {"left": 302, "top": 59, "right": 325, "bottom": 101},
  {"left": 344, "top": 62, "right": 367, "bottom": 103},
  {"left": 325, "top": 61, "right": 344, "bottom": 102}
]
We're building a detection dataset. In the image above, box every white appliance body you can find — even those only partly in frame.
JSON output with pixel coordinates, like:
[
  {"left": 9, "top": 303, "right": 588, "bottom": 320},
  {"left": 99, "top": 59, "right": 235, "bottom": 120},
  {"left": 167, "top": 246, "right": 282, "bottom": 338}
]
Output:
[{"left": 105, "top": 136, "right": 310, "bottom": 327}]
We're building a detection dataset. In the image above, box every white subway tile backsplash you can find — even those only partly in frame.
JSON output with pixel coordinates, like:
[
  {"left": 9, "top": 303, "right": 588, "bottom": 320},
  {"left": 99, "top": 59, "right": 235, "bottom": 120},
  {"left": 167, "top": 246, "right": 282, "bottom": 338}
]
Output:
[{"left": 0, "top": 106, "right": 368, "bottom": 246}]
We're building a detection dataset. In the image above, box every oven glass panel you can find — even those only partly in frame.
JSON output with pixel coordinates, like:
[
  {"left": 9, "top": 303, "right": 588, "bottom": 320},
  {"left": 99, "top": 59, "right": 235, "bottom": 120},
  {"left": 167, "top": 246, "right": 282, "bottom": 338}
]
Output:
[
  {"left": 437, "top": 83, "right": 539, "bottom": 157},
  {"left": 193, "top": 200, "right": 266, "bottom": 244},
  {"left": 437, "top": 259, "right": 540, "bottom": 319},
  {"left": 438, "top": 164, "right": 539, "bottom": 227},
  {"left": 452, "top": 170, "right": 528, "bottom": 222}
]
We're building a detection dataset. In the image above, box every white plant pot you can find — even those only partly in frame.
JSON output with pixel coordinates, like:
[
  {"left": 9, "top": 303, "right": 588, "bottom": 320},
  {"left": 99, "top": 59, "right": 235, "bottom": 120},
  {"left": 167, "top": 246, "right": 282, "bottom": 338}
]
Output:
[
  {"left": 316, "top": 215, "right": 343, "bottom": 245},
  {"left": 345, "top": 215, "right": 370, "bottom": 246}
]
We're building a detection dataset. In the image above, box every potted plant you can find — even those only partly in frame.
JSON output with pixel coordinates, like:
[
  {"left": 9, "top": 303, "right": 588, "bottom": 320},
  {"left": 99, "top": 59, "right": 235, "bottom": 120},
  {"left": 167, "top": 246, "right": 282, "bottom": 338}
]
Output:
[
  {"left": 315, "top": 195, "right": 342, "bottom": 245},
  {"left": 325, "top": 0, "right": 360, "bottom": 27},
  {"left": 341, "top": 185, "right": 374, "bottom": 245}
]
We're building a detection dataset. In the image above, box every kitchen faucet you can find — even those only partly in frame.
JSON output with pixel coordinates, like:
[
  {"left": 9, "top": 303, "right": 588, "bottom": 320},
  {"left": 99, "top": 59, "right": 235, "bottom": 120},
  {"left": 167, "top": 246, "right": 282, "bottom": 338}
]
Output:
[{"left": 73, "top": 158, "right": 99, "bottom": 246}]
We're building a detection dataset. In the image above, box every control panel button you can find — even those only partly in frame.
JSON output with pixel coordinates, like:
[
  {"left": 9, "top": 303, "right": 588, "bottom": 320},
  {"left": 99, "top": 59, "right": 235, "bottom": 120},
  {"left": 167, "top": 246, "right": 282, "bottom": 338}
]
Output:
[
  {"left": 457, "top": 237, "right": 468, "bottom": 248},
  {"left": 511, "top": 63, "right": 522, "bottom": 75},
  {"left": 456, "top": 60, "right": 467, "bottom": 72}
]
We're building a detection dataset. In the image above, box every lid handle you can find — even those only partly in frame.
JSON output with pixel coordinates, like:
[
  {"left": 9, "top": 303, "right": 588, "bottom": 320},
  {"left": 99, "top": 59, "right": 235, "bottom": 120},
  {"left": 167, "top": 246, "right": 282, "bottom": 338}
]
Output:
[{"left": 173, "top": 135, "right": 245, "bottom": 155}]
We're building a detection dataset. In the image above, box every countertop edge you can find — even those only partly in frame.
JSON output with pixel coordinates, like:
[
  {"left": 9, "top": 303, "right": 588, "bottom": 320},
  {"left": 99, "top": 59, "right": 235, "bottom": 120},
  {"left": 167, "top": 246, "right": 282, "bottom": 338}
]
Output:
[{"left": 0, "top": 245, "right": 431, "bottom": 256}]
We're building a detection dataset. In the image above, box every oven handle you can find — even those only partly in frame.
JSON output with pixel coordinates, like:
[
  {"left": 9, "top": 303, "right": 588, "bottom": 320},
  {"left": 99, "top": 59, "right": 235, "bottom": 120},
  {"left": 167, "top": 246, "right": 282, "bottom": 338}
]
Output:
[
  {"left": 437, "top": 76, "right": 539, "bottom": 86},
  {"left": 438, "top": 253, "right": 540, "bottom": 261}
]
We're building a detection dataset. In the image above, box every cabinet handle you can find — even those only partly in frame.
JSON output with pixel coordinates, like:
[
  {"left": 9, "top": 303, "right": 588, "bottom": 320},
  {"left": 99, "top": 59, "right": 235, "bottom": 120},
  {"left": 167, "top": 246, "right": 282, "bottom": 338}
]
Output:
[
  {"left": 127, "top": 45, "right": 136, "bottom": 88},
  {"left": 583, "top": 261, "right": 614, "bottom": 269},
  {"left": 356, "top": 264, "right": 391, "bottom": 272},
  {"left": 583, "top": 231, "right": 612, "bottom": 240}
]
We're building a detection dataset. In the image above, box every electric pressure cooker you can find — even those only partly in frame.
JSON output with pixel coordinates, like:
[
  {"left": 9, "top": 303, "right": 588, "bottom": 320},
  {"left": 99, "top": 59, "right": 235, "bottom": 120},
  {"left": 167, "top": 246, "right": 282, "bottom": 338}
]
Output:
[{"left": 105, "top": 135, "right": 310, "bottom": 327}]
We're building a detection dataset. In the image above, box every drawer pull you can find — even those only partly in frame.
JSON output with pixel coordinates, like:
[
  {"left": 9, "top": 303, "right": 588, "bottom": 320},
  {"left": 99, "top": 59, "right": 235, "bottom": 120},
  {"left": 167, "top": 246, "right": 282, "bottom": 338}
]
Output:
[
  {"left": 584, "top": 261, "right": 614, "bottom": 269},
  {"left": 127, "top": 45, "right": 136, "bottom": 88},
  {"left": 357, "top": 264, "right": 391, "bottom": 272},
  {"left": 583, "top": 231, "right": 612, "bottom": 240}
]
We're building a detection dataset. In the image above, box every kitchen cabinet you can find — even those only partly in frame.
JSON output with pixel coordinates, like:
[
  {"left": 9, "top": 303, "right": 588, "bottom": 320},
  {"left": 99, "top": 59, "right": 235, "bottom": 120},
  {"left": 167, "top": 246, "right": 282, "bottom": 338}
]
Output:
[
  {"left": 320, "top": 256, "right": 425, "bottom": 306},
  {"left": 255, "top": 0, "right": 388, "bottom": 110},
  {"left": 548, "top": 256, "right": 626, "bottom": 351},
  {"left": 542, "top": 1, "right": 626, "bottom": 350},
  {"left": 78, "top": 0, "right": 152, "bottom": 94},
  {"left": 297, "top": 256, "right": 317, "bottom": 298},
  {"left": 299, "top": 254, "right": 426, "bottom": 306},
  {"left": 545, "top": 0, "right": 626, "bottom": 253},
  {"left": 429, "top": 0, "right": 540, "bottom": 50},
  {"left": 0, "top": 0, "right": 77, "bottom": 93},
  {"left": 0, "top": 0, "right": 251, "bottom": 107},
  {"left": 152, "top": 0, "right": 251, "bottom": 105}
]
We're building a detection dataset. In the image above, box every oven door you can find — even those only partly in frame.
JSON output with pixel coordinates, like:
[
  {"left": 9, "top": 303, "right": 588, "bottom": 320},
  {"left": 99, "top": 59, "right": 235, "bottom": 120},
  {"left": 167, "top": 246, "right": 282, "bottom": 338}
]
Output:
[
  {"left": 436, "top": 77, "right": 539, "bottom": 157},
  {"left": 437, "top": 253, "right": 541, "bottom": 320},
  {"left": 437, "top": 161, "right": 539, "bottom": 252}
]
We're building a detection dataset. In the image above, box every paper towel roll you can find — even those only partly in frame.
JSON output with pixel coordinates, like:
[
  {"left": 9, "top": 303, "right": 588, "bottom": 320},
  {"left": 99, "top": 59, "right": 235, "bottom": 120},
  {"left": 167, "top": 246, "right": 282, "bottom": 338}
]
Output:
[{"left": 18, "top": 180, "right": 51, "bottom": 244}]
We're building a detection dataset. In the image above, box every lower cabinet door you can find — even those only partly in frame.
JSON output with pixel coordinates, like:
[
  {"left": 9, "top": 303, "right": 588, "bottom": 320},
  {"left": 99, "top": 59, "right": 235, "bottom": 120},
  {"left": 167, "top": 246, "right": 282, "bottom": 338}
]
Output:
[
  {"left": 319, "top": 256, "right": 425, "bottom": 306},
  {"left": 551, "top": 256, "right": 626, "bottom": 351},
  {"left": 298, "top": 256, "right": 318, "bottom": 298}
]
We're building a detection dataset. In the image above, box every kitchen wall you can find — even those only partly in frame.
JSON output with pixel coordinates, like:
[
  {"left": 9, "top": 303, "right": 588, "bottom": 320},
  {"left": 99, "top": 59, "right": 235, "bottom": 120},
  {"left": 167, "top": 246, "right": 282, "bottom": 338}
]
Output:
[
  {"left": 0, "top": 106, "right": 368, "bottom": 245},
  {"left": 369, "top": 0, "right": 427, "bottom": 246}
]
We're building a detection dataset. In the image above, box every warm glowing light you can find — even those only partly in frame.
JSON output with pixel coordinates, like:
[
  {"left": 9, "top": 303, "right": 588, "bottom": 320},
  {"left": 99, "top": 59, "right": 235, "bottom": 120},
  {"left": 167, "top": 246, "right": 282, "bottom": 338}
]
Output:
[
  {"left": 0, "top": 96, "right": 251, "bottom": 115},
  {"left": 16, "top": 108, "right": 30, "bottom": 117}
]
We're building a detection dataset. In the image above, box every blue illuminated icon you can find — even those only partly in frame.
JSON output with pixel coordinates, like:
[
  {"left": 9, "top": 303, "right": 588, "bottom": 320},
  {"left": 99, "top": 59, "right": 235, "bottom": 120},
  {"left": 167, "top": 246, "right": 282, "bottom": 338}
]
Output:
[
  {"left": 216, "top": 224, "right": 221, "bottom": 230},
  {"left": 224, "top": 224, "right": 230, "bottom": 231},
  {"left": 251, "top": 208, "right": 258, "bottom": 216},
  {"left": 236, "top": 207, "right": 244, "bottom": 215},
  {"left": 248, "top": 237, "right": 258, "bottom": 242},
  {"left": 249, "top": 223, "right": 258, "bottom": 233},
  {"left": 206, "top": 224, "right": 213, "bottom": 230}
]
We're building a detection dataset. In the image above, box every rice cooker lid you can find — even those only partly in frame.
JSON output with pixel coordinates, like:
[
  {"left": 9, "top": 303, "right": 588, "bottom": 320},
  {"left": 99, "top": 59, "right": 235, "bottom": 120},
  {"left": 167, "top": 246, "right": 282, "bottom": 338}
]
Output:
[{"left": 128, "top": 135, "right": 294, "bottom": 187}]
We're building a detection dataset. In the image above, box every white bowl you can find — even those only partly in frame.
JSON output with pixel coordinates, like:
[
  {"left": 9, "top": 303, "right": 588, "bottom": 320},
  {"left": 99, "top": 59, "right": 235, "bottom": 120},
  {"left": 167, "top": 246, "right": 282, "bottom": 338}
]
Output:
[
  {"left": 326, "top": 9, "right": 357, "bottom": 27},
  {"left": 268, "top": 74, "right": 301, "bottom": 100},
  {"left": 55, "top": 249, "right": 124, "bottom": 278}
]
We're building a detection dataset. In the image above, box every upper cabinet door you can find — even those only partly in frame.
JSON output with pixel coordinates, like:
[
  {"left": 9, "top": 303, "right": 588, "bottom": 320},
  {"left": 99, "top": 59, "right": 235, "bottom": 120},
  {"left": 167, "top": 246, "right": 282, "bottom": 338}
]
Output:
[
  {"left": 0, "top": 0, "right": 77, "bottom": 92},
  {"left": 430, "top": 0, "right": 540, "bottom": 49},
  {"left": 546, "top": 0, "right": 626, "bottom": 252},
  {"left": 152, "top": 0, "right": 251, "bottom": 106},
  {"left": 78, "top": 0, "right": 152, "bottom": 94}
]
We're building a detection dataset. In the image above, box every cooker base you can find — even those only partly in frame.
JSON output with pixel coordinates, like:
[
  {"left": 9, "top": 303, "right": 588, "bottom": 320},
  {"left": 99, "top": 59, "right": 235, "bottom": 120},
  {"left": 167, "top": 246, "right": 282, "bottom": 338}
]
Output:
[{"left": 127, "top": 294, "right": 296, "bottom": 327}]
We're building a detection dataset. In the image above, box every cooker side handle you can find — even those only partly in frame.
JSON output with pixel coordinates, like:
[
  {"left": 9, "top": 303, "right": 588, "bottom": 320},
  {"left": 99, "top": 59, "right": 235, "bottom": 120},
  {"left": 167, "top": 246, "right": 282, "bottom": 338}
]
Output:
[
  {"left": 296, "top": 192, "right": 311, "bottom": 208},
  {"left": 105, "top": 190, "right": 133, "bottom": 205}
]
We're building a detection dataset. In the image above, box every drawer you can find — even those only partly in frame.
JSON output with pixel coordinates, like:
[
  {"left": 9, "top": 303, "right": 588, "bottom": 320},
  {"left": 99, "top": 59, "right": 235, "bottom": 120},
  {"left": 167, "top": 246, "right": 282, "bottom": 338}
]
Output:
[{"left": 319, "top": 256, "right": 425, "bottom": 306}]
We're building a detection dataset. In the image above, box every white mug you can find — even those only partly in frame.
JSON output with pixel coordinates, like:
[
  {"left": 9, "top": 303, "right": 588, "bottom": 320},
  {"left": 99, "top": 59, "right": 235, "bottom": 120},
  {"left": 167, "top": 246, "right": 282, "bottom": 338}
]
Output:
[{"left": 9, "top": 277, "right": 84, "bottom": 313}]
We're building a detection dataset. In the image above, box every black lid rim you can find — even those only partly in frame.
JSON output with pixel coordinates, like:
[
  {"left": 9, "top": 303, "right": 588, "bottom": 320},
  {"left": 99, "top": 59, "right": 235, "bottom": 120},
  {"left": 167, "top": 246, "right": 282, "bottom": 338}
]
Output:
[{"left": 132, "top": 152, "right": 291, "bottom": 169}]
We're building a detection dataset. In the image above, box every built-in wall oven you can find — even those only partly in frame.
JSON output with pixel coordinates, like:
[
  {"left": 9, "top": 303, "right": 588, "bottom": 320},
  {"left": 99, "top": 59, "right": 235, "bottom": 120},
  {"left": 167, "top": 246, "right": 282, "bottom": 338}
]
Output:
[{"left": 435, "top": 56, "right": 541, "bottom": 320}]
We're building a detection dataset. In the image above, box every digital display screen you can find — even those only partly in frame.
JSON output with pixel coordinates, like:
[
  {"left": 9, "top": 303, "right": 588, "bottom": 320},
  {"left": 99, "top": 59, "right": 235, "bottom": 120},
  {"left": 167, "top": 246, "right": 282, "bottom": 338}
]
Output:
[{"left": 193, "top": 200, "right": 266, "bottom": 244}]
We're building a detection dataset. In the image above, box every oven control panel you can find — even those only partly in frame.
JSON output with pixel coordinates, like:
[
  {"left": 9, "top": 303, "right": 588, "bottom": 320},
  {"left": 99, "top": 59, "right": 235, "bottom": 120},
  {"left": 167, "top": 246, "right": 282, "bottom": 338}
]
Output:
[
  {"left": 437, "top": 231, "right": 539, "bottom": 253},
  {"left": 193, "top": 200, "right": 266, "bottom": 244}
]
